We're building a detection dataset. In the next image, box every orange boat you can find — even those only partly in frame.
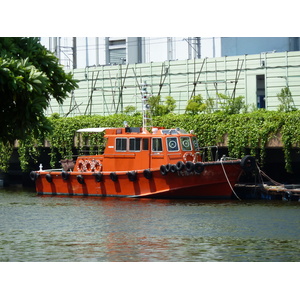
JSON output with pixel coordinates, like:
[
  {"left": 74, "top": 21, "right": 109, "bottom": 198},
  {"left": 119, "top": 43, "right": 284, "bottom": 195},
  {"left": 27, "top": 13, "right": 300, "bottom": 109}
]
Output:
[{"left": 30, "top": 84, "right": 255, "bottom": 199}]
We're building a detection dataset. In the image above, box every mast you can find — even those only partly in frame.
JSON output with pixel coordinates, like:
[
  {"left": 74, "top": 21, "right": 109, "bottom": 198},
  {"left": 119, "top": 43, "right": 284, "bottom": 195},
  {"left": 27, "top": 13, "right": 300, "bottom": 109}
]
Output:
[{"left": 141, "top": 81, "right": 152, "bottom": 132}]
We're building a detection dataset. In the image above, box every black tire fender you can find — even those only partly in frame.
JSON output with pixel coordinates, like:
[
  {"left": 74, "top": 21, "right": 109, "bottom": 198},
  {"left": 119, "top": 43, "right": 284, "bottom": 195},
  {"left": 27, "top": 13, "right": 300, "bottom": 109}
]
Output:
[
  {"left": 170, "top": 164, "right": 177, "bottom": 173},
  {"left": 77, "top": 175, "right": 84, "bottom": 184},
  {"left": 165, "top": 164, "right": 171, "bottom": 172},
  {"left": 45, "top": 173, "right": 52, "bottom": 183},
  {"left": 185, "top": 161, "right": 195, "bottom": 173},
  {"left": 110, "top": 172, "right": 118, "bottom": 182},
  {"left": 61, "top": 171, "right": 70, "bottom": 180},
  {"left": 143, "top": 169, "right": 152, "bottom": 180},
  {"left": 240, "top": 155, "right": 256, "bottom": 172},
  {"left": 194, "top": 162, "right": 204, "bottom": 174},
  {"left": 127, "top": 171, "right": 137, "bottom": 182},
  {"left": 93, "top": 173, "right": 103, "bottom": 182},
  {"left": 176, "top": 161, "right": 185, "bottom": 171},
  {"left": 30, "top": 171, "right": 39, "bottom": 181},
  {"left": 160, "top": 165, "right": 168, "bottom": 176}
]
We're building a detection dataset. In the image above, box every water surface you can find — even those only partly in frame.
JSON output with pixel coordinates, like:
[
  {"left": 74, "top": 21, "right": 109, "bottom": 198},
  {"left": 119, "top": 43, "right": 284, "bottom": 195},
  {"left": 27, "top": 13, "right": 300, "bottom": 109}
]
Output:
[{"left": 1, "top": 187, "right": 300, "bottom": 262}]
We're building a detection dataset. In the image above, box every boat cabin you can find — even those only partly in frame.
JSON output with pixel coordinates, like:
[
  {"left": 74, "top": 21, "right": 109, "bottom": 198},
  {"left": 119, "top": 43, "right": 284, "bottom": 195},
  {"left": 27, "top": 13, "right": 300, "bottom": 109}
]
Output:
[{"left": 74, "top": 126, "right": 201, "bottom": 172}]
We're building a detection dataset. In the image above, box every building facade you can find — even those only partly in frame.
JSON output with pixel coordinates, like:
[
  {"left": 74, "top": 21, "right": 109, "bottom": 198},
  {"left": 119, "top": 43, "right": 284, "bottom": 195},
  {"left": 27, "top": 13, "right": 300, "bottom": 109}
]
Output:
[
  {"left": 44, "top": 50, "right": 300, "bottom": 116},
  {"left": 40, "top": 37, "right": 300, "bottom": 69}
]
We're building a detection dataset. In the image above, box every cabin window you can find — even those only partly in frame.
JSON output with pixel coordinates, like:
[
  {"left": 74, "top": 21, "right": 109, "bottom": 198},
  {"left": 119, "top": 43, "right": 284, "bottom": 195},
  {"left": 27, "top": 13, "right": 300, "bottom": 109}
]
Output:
[
  {"left": 167, "top": 137, "right": 179, "bottom": 152},
  {"left": 129, "top": 138, "right": 141, "bottom": 151},
  {"left": 152, "top": 138, "right": 163, "bottom": 152},
  {"left": 192, "top": 137, "right": 200, "bottom": 150},
  {"left": 116, "top": 138, "right": 127, "bottom": 151},
  {"left": 142, "top": 138, "right": 149, "bottom": 150},
  {"left": 180, "top": 136, "right": 192, "bottom": 151}
]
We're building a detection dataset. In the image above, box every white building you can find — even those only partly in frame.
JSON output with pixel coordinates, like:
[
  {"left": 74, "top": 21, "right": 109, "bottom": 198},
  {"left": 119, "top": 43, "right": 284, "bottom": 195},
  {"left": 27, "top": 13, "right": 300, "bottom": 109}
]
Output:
[
  {"left": 40, "top": 37, "right": 300, "bottom": 69},
  {"left": 39, "top": 37, "right": 300, "bottom": 116}
]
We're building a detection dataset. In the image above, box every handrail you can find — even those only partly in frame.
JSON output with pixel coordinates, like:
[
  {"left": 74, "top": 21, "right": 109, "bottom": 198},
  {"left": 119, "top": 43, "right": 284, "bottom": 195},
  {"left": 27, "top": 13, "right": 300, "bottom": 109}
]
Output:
[{"left": 198, "top": 146, "right": 219, "bottom": 162}]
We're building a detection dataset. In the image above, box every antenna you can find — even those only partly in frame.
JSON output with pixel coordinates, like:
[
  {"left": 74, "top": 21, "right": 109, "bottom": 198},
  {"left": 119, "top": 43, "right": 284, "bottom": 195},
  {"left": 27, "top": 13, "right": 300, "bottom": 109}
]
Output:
[{"left": 141, "top": 81, "right": 152, "bottom": 132}]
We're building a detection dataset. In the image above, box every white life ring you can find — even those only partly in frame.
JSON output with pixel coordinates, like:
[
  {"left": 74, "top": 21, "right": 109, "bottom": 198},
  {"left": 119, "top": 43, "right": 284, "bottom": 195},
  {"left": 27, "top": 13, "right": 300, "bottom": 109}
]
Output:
[
  {"left": 193, "top": 152, "right": 201, "bottom": 163},
  {"left": 183, "top": 152, "right": 194, "bottom": 163},
  {"left": 90, "top": 159, "right": 102, "bottom": 172},
  {"left": 78, "top": 159, "right": 102, "bottom": 172},
  {"left": 85, "top": 160, "right": 92, "bottom": 172},
  {"left": 77, "top": 159, "right": 87, "bottom": 172}
]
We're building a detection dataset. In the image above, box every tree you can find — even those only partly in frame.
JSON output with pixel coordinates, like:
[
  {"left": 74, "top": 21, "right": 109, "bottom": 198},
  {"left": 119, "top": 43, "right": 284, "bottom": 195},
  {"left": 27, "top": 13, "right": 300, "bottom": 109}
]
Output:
[
  {"left": 218, "top": 93, "right": 246, "bottom": 114},
  {"left": 124, "top": 105, "right": 136, "bottom": 115},
  {"left": 0, "top": 37, "right": 78, "bottom": 144},
  {"left": 148, "top": 95, "right": 176, "bottom": 116},
  {"left": 277, "top": 86, "right": 297, "bottom": 112},
  {"left": 185, "top": 94, "right": 207, "bottom": 115}
]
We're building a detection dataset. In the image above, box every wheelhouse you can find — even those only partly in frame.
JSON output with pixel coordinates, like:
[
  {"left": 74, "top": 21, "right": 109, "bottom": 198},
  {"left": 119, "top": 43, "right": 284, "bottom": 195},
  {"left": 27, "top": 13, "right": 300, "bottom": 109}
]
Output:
[{"left": 100, "top": 126, "right": 200, "bottom": 171}]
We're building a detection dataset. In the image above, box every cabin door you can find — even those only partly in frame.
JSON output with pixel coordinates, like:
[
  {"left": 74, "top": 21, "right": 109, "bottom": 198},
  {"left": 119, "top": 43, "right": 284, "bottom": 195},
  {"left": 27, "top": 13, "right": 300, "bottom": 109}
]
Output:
[
  {"left": 150, "top": 137, "right": 164, "bottom": 169},
  {"left": 142, "top": 138, "right": 151, "bottom": 168}
]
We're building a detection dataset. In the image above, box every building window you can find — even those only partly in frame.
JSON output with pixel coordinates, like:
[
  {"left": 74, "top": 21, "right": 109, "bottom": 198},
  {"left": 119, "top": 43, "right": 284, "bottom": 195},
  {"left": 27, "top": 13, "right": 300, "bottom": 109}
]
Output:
[
  {"left": 256, "top": 75, "right": 265, "bottom": 109},
  {"left": 109, "top": 39, "right": 126, "bottom": 46},
  {"left": 110, "top": 48, "right": 126, "bottom": 64},
  {"left": 108, "top": 38, "right": 126, "bottom": 65}
]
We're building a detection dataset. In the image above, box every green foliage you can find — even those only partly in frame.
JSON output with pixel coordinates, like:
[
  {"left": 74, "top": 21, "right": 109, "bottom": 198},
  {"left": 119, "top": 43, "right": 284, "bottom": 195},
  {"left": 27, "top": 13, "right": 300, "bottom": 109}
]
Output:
[
  {"left": 0, "top": 37, "right": 78, "bottom": 105},
  {"left": 185, "top": 94, "right": 207, "bottom": 114},
  {"left": 18, "top": 136, "right": 43, "bottom": 172},
  {"left": 0, "top": 142, "right": 13, "bottom": 172},
  {"left": 0, "top": 37, "right": 78, "bottom": 145},
  {"left": 218, "top": 93, "right": 246, "bottom": 114},
  {"left": 204, "top": 97, "right": 215, "bottom": 113},
  {"left": 0, "top": 57, "right": 51, "bottom": 144},
  {"left": 148, "top": 95, "right": 176, "bottom": 116},
  {"left": 0, "top": 37, "right": 78, "bottom": 171},
  {"left": 2, "top": 111, "right": 300, "bottom": 173},
  {"left": 50, "top": 113, "right": 61, "bottom": 119},
  {"left": 164, "top": 96, "right": 176, "bottom": 114},
  {"left": 281, "top": 111, "right": 300, "bottom": 172},
  {"left": 124, "top": 105, "right": 136, "bottom": 115},
  {"left": 277, "top": 86, "right": 297, "bottom": 112}
]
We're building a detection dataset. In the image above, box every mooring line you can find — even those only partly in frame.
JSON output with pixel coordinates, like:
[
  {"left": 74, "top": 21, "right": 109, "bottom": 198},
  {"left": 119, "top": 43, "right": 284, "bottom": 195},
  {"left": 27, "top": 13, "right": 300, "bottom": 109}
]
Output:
[{"left": 220, "top": 160, "right": 242, "bottom": 201}]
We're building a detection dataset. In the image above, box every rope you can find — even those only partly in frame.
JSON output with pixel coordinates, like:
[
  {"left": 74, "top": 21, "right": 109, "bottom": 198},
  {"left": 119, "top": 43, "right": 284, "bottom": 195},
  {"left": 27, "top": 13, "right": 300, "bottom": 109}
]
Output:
[
  {"left": 220, "top": 160, "right": 242, "bottom": 201},
  {"left": 256, "top": 163, "right": 283, "bottom": 186}
]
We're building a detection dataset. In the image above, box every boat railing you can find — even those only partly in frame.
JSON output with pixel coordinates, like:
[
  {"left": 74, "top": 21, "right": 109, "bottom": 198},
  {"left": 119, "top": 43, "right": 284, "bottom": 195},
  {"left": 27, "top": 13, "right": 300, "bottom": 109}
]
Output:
[
  {"left": 77, "top": 146, "right": 104, "bottom": 156},
  {"left": 198, "top": 146, "right": 220, "bottom": 162}
]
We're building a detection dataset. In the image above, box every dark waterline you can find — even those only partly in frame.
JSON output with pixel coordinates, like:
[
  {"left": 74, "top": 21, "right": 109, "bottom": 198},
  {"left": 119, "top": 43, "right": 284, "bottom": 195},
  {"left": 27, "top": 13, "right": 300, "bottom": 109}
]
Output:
[{"left": 1, "top": 186, "right": 300, "bottom": 262}]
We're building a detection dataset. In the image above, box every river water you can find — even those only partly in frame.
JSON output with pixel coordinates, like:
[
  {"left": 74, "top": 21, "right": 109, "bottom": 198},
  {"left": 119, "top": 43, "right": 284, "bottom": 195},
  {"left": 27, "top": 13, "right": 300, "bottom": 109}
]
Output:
[{"left": 1, "top": 186, "right": 300, "bottom": 262}]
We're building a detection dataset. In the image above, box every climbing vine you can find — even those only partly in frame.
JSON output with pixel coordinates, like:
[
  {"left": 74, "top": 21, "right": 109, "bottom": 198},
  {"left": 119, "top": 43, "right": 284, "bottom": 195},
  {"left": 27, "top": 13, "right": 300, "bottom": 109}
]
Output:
[{"left": 1, "top": 111, "right": 300, "bottom": 173}]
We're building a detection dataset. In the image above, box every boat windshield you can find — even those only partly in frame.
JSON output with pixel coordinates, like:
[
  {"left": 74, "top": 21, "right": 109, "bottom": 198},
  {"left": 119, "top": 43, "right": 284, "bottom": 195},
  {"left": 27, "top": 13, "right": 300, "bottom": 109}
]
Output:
[
  {"left": 192, "top": 137, "right": 200, "bottom": 151},
  {"left": 161, "top": 128, "right": 188, "bottom": 135},
  {"left": 180, "top": 136, "right": 192, "bottom": 151},
  {"left": 167, "top": 137, "right": 179, "bottom": 152}
]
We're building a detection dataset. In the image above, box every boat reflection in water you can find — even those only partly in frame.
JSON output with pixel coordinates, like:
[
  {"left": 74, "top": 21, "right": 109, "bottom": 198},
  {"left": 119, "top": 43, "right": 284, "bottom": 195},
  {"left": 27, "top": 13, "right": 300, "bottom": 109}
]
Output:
[{"left": 27, "top": 193, "right": 300, "bottom": 262}]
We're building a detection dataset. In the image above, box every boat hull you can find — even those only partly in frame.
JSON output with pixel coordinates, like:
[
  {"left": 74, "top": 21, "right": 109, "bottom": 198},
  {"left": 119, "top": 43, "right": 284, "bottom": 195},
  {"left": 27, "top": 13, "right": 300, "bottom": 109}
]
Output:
[{"left": 34, "top": 160, "right": 243, "bottom": 199}]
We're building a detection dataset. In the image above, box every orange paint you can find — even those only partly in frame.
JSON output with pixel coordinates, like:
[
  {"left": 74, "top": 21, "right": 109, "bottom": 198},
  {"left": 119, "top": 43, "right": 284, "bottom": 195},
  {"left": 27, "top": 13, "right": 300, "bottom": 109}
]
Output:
[{"left": 31, "top": 126, "right": 254, "bottom": 199}]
